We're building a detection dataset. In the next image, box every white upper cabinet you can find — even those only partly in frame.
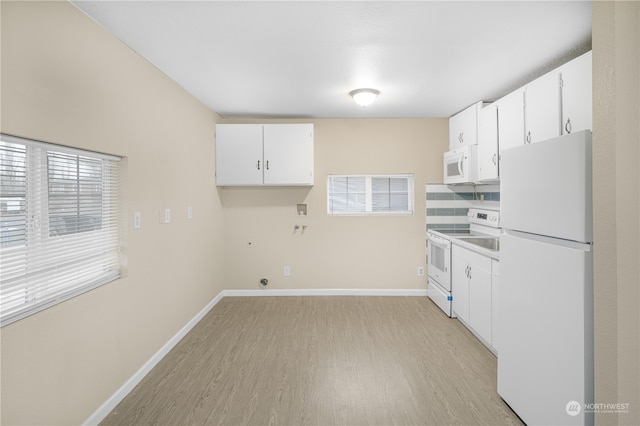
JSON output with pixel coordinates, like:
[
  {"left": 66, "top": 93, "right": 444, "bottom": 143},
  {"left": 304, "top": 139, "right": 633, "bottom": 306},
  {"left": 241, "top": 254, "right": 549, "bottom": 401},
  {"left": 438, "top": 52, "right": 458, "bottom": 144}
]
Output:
[
  {"left": 523, "top": 50, "right": 592, "bottom": 144},
  {"left": 525, "top": 71, "right": 562, "bottom": 144},
  {"left": 262, "top": 124, "right": 314, "bottom": 186},
  {"left": 449, "top": 101, "right": 484, "bottom": 149},
  {"left": 461, "top": 50, "right": 591, "bottom": 183},
  {"left": 496, "top": 88, "right": 526, "bottom": 153},
  {"left": 215, "top": 123, "right": 314, "bottom": 186},
  {"left": 215, "top": 124, "right": 264, "bottom": 186},
  {"left": 478, "top": 103, "right": 499, "bottom": 181},
  {"left": 560, "top": 51, "right": 592, "bottom": 136}
]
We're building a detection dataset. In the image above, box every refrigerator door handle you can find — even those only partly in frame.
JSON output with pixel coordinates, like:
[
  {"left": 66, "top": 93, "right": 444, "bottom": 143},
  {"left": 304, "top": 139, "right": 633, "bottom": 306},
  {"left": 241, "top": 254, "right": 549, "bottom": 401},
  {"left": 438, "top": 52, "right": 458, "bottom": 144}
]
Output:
[{"left": 504, "top": 229, "right": 593, "bottom": 251}]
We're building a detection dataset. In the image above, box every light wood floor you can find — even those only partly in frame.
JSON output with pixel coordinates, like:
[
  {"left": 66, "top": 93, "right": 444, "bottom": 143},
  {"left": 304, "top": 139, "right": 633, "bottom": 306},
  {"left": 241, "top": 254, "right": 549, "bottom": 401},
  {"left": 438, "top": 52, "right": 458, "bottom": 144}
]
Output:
[{"left": 101, "top": 297, "right": 523, "bottom": 426}]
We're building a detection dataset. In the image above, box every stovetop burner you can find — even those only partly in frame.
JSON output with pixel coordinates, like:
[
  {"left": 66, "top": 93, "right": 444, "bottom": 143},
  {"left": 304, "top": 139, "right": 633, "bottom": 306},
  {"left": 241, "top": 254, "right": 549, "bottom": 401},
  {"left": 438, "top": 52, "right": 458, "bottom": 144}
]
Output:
[{"left": 427, "top": 208, "right": 501, "bottom": 240}]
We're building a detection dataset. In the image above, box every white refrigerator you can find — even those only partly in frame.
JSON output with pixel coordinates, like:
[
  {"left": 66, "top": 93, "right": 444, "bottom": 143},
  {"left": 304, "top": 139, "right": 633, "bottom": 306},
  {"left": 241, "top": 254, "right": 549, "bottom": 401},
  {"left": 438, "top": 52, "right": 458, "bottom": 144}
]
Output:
[{"left": 498, "top": 130, "right": 594, "bottom": 426}]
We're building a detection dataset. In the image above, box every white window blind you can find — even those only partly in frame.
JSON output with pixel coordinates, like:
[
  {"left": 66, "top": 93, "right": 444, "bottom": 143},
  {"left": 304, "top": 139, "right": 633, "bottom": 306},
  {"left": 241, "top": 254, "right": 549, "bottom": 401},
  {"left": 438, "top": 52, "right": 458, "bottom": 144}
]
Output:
[
  {"left": 0, "top": 134, "right": 122, "bottom": 327},
  {"left": 327, "top": 174, "right": 414, "bottom": 215}
]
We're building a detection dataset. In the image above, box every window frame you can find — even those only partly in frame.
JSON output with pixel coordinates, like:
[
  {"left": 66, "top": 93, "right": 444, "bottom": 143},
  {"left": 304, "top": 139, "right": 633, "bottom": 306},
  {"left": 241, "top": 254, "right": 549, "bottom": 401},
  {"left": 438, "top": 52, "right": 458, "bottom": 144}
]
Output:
[
  {"left": 327, "top": 173, "right": 415, "bottom": 216},
  {"left": 0, "top": 134, "right": 122, "bottom": 327}
]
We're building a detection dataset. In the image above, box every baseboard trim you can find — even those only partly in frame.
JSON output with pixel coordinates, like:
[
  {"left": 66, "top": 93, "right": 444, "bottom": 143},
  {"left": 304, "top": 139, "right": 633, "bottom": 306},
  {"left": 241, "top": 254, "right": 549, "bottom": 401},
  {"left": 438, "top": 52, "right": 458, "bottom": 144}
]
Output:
[
  {"left": 84, "top": 288, "right": 426, "bottom": 425},
  {"left": 83, "top": 290, "right": 226, "bottom": 426},
  {"left": 223, "top": 288, "right": 428, "bottom": 297}
]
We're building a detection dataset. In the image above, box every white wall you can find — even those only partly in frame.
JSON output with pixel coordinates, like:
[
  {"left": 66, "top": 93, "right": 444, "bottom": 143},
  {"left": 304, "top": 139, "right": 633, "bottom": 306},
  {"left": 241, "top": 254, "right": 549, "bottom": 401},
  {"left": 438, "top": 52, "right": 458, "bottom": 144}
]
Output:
[{"left": 0, "top": 2, "right": 225, "bottom": 424}]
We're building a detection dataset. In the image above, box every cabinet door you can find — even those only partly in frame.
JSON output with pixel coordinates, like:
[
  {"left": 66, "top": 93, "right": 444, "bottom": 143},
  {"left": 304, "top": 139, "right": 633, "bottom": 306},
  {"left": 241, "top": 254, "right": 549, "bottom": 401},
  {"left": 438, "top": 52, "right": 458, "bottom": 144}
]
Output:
[
  {"left": 452, "top": 248, "right": 470, "bottom": 324},
  {"left": 561, "top": 51, "right": 592, "bottom": 135},
  {"left": 468, "top": 251, "right": 492, "bottom": 344},
  {"left": 525, "top": 72, "right": 561, "bottom": 144},
  {"left": 449, "top": 102, "right": 480, "bottom": 149},
  {"left": 215, "top": 124, "right": 263, "bottom": 186},
  {"left": 449, "top": 110, "right": 465, "bottom": 149},
  {"left": 263, "top": 124, "right": 314, "bottom": 186},
  {"left": 478, "top": 103, "right": 499, "bottom": 181},
  {"left": 496, "top": 88, "right": 525, "bottom": 152},
  {"left": 491, "top": 259, "right": 500, "bottom": 353}
]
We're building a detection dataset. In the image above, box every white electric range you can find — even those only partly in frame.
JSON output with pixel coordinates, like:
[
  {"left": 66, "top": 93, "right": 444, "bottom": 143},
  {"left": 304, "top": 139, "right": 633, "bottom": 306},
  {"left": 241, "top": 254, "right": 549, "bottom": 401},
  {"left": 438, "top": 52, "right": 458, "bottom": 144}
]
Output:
[{"left": 426, "top": 208, "right": 501, "bottom": 317}]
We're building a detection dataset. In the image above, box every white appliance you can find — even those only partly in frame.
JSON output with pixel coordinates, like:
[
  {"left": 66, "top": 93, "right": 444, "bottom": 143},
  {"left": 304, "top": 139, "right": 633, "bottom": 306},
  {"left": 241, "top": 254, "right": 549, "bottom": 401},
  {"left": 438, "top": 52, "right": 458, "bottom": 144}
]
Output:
[
  {"left": 443, "top": 145, "right": 478, "bottom": 184},
  {"left": 498, "top": 130, "right": 594, "bottom": 426},
  {"left": 427, "top": 233, "right": 452, "bottom": 315},
  {"left": 427, "top": 208, "right": 500, "bottom": 317}
]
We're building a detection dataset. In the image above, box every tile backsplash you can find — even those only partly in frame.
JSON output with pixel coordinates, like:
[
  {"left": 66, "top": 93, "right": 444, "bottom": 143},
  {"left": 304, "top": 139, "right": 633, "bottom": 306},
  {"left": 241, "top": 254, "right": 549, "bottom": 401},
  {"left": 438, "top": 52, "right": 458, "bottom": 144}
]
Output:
[{"left": 426, "top": 183, "right": 500, "bottom": 230}]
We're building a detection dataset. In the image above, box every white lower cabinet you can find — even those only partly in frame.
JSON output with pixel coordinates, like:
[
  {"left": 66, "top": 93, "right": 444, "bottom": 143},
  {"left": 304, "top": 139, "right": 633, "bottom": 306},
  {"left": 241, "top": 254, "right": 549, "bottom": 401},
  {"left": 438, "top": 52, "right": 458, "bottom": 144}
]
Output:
[
  {"left": 452, "top": 248, "right": 471, "bottom": 324},
  {"left": 452, "top": 243, "right": 496, "bottom": 351},
  {"left": 491, "top": 259, "right": 500, "bottom": 354}
]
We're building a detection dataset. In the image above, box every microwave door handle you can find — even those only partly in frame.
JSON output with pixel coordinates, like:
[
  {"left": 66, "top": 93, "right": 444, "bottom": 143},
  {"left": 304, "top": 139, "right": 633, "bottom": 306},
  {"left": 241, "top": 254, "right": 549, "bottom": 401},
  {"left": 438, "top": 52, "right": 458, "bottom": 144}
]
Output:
[{"left": 458, "top": 155, "right": 464, "bottom": 178}]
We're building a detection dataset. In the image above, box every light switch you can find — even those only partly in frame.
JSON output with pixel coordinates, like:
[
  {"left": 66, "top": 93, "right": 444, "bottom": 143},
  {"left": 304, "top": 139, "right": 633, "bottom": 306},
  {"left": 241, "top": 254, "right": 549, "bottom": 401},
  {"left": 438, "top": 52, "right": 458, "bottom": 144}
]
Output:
[
  {"left": 188, "top": 206, "right": 193, "bottom": 219},
  {"left": 133, "top": 212, "right": 141, "bottom": 230},
  {"left": 159, "top": 209, "right": 171, "bottom": 224}
]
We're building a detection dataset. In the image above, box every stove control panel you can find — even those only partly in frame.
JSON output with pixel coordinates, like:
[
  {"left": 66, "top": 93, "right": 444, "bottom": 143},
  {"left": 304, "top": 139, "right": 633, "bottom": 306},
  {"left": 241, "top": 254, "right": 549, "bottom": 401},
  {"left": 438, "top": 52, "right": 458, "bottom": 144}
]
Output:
[{"left": 467, "top": 208, "right": 500, "bottom": 228}]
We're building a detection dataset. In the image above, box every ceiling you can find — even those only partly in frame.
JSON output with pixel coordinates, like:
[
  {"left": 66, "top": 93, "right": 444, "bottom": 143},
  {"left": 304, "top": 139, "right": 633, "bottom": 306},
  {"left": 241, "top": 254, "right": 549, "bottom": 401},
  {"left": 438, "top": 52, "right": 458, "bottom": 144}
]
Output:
[{"left": 71, "top": 1, "right": 592, "bottom": 119}]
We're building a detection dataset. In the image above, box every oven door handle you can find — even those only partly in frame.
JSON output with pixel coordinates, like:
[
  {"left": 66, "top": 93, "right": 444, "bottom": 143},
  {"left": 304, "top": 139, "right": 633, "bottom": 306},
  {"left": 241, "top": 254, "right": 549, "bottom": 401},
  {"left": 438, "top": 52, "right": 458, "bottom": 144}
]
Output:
[{"left": 428, "top": 239, "right": 449, "bottom": 250}]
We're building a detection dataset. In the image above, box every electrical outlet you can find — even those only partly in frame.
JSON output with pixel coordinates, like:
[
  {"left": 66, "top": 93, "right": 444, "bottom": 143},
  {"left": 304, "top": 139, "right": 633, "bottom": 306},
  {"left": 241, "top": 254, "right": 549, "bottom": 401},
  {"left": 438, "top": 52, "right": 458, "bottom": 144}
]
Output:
[
  {"left": 133, "top": 212, "right": 141, "bottom": 230},
  {"left": 164, "top": 208, "right": 171, "bottom": 224},
  {"left": 187, "top": 206, "right": 193, "bottom": 219},
  {"left": 283, "top": 266, "right": 291, "bottom": 277},
  {"left": 418, "top": 266, "right": 425, "bottom": 276}
]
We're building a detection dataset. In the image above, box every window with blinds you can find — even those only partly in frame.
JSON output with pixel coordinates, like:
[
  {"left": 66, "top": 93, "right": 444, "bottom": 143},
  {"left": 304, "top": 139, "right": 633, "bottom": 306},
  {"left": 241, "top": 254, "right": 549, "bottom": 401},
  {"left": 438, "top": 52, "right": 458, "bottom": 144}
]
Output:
[
  {"left": 327, "top": 174, "right": 414, "bottom": 215},
  {"left": 0, "top": 134, "right": 122, "bottom": 327}
]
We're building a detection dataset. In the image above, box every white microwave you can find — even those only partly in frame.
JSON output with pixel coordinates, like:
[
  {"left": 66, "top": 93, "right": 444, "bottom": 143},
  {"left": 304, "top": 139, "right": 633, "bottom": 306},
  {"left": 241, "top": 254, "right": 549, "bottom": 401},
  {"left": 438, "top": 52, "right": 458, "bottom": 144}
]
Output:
[{"left": 443, "top": 145, "right": 478, "bottom": 184}]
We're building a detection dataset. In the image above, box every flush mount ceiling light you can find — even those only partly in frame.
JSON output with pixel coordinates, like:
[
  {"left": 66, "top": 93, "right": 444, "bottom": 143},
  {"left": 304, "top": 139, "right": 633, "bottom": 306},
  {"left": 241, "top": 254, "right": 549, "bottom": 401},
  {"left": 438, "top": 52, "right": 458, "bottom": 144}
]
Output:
[{"left": 349, "top": 88, "right": 380, "bottom": 107}]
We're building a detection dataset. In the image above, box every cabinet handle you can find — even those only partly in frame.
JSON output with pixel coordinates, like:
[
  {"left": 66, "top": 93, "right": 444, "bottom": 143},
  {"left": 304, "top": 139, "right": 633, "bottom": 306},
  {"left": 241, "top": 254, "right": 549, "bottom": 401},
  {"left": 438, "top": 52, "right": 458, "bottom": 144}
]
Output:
[
  {"left": 266, "top": 160, "right": 270, "bottom": 170},
  {"left": 257, "top": 160, "right": 260, "bottom": 170},
  {"left": 468, "top": 267, "right": 471, "bottom": 280},
  {"left": 465, "top": 265, "right": 469, "bottom": 277},
  {"left": 459, "top": 132, "right": 464, "bottom": 144},
  {"left": 526, "top": 131, "right": 532, "bottom": 144},
  {"left": 565, "top": 118, "right": 572, "bottom": 134},
  {"left": 492, "top": 153, "right": 497, "bottom": 165}
]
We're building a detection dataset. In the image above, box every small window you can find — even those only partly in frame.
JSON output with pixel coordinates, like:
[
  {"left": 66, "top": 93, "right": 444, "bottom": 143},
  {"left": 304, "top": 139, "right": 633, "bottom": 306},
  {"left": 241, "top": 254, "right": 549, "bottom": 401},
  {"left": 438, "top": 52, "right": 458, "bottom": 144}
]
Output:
[
  {"left": 0, "top": 134, "right": 122, "bottom": 327},
  {"left": 327, "top": 174, "right": 414, "bottom": 215}
]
